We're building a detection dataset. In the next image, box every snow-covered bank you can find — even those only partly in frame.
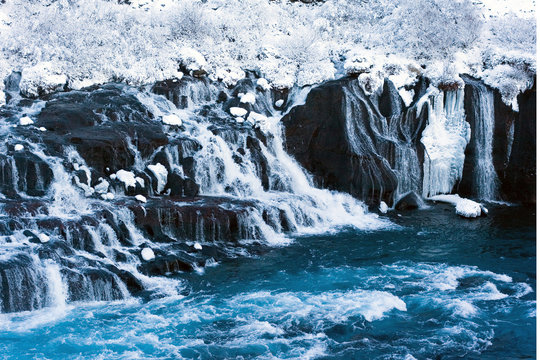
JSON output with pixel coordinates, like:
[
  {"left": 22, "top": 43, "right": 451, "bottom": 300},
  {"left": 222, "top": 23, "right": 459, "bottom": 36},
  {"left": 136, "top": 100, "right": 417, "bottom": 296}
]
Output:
[
  {"left": 428, "top": 194, "right": 488, "bottom": 218},
  {"left": 0, "top": 0, "right": 535, "bottom": 107}
]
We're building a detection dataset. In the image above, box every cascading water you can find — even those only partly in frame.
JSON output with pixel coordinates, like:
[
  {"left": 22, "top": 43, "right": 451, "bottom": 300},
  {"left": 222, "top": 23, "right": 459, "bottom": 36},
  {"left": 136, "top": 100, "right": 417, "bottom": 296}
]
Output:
[
  {"left": 0, "top": 75, "right": 387, "bottom": 314},
  {"left": 465, "top": 80, "right": 498, "bottom": 200}
]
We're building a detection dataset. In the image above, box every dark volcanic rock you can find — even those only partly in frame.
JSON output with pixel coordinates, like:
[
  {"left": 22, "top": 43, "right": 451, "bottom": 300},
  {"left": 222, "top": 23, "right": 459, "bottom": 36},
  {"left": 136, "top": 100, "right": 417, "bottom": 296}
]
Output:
[
  {"left": 502, "top": 82, "right": 536, "bottom": 203},
  {"left": 282, "top": 77, "right": 406, "bottom": 205},
  {"left": 395, "top": 191, "right": 424, "bottom": 211}
]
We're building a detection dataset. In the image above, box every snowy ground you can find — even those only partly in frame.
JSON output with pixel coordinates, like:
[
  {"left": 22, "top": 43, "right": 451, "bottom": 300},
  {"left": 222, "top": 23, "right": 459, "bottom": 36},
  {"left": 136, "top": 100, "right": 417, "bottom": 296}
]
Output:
[{"left": 0, "top": 0, "right": 535, "bottom": 108}]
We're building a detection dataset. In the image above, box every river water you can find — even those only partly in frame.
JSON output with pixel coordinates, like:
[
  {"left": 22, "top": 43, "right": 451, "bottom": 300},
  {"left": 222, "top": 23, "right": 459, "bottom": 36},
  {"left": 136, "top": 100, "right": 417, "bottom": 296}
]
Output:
[{"left": 0, "top": 204, "right": 534, "bottom": 360}]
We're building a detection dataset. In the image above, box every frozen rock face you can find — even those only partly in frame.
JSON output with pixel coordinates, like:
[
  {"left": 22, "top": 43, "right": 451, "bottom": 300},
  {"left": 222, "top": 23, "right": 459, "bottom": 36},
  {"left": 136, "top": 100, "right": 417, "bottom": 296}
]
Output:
[
  {"left": 419, "top": 86, "right": 470, "bottom": 198},
  {"left": 283, "top": 74, "right": 535, "bottom": 205}
]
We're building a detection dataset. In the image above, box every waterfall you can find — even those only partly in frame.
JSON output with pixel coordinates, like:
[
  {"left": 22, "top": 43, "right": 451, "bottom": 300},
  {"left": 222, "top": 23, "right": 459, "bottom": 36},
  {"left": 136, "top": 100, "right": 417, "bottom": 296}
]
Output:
[
  {"left": 466, "top": 81, "right": 498, "bottom": 200},
  {"left": 0, "top": 76, "right": 388, "bottom": 314}
]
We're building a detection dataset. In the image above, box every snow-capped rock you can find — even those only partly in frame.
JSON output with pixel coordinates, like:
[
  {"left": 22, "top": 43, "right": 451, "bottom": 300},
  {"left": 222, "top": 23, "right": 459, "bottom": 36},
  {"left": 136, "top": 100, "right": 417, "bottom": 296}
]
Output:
[
  {"left": 246, "top": 111, "right": 267, "bottom": 125},
  {"left": 240, "top": 92, "right": 256, "bottom": 105},
  {"left": 379, "top": 201, "right": 389, "bottom": 214},
  {"left": 193, "top": 242, "right": 202, "bottom": 250},
  {"left": 19, "top": 62, "right": 67, "bottom": 98},
  {"left": 14, "top": 144, "right": 23, "bottom": 151},
  {"left": 113, "top": 170, "right": 137, "bottom": 189},
  {"left": 275, "top": 99, "right": 284, "bottom": 108},
  {"left": 19, "top": 116, "right": 34, "bottom": 126},
  {"left": 256, "top": 78, "right": 271, "bottom": 91},
  {"left": 141, "top": 247, "right": 155, "bottom": 261},
  {"left": 230, "top": 107, "right": 247, "bottom": 117},
  {"left": 101, "top": 192, "right": 115, "bottom": 200},
  {"left": 94, "top": 178, "right": 110, "bottom": 194},
  {"left": 135, "top": 194, "right": 147, "bottom": 203},
  {"left": 147, "top": 163, "right": 168, "bottom": 193},
  {"left": 162, "top": 114, "right": 182, "bottom": 126},
  {"left": 178, "top": 47, "right": 207, "bottom": 76}
]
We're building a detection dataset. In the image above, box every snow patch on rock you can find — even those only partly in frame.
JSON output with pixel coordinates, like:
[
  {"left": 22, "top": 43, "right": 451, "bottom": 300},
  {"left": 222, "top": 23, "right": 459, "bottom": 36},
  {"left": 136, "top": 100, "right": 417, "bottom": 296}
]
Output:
[
  {"left": 240, "top": 92, "right": 256, "bottom": 105},
  {"left": 113, "top": 170, "right": 138, "bottom": 189},
  {"left": 379, "top": 201, "right": 389, "bottom": 214},
  {"left": 229, "top": 107, "right": 247, "bottom": 117},
  {"left": 14, "top": 144, "right": 23, "bottom": 152},
  {"left": 19, "top": 116, "right": 33, "bottom": 126},
  {"left": 178, "top": 47, "right": 207, "bottom": 75},
  {"left": 135, "top": 194, "right": 147, "bottom": 203},
  {"left": 162, "top": 114, "right": 182, "bottom": 126},
  {"left": 141, "top": 247, "right": 155, "bottom": 261}
]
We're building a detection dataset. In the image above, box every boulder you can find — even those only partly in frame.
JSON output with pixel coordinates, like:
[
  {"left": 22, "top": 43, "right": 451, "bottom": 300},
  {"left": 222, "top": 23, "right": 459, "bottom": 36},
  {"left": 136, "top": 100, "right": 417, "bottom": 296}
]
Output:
[{"left": 395, "top": 191, "right": 424, "bottom": 210}]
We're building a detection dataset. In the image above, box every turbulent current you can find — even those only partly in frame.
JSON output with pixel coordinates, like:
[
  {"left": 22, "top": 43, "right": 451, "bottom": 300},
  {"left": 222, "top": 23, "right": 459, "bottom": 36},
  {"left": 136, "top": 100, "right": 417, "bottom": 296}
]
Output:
[
  {"left": 0, "top": 73, "right": 535, "bottom": 359},
  {"left": 0, "top": 206, "right": 535, "bottom": 359}
]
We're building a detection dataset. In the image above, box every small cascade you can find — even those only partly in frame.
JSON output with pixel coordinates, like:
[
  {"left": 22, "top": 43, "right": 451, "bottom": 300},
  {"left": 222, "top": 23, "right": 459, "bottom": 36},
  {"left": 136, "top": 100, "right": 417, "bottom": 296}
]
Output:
[{"left": 420, "top": 86, "right": 471, "bottom": 198}]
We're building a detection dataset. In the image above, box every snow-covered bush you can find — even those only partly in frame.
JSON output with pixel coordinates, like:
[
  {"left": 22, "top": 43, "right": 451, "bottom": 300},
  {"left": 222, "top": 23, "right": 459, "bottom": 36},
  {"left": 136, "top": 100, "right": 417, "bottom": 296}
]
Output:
[
  {"left": 0, "top": 0, "right": 534, "bottom": 97},
  {"left": 384, "top": 0, "right": 482, "bottom": 60}
]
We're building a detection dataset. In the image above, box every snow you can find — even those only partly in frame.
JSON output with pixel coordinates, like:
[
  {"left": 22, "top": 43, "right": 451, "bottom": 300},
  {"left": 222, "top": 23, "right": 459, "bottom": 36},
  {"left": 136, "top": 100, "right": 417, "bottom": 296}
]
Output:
[
  {"left": 19, "top": 116, "right": 33, "bottom": 126},
  {"left": 214, "top": 67, "right": 245, "bottom": 87},
  {"left": 240, "top": 92, "right": 256, "bottom": 105},
  {"left": 38, "top": 127, "right": 46, "bottom": 132},
  {"left": 135, "top": 194, "right": 147, "bottom": 203},
  {"left": 178, "top": 47, "right": 207, "bottom": 75},
  {"left": 147, "top": 163, "right": 168, "bottom": 193},
  {"left": 229, "top": 107, "right": 247, "bottom": 117},
  {"left": 19, "top": 62, "right": 67, "bottom": 98},
  {"left": 38, "top": 233, "right": 50, "bottom": 243},
  {"left": 94, "top": 178, "right": 110, "bottom": 194},
  {"left": 141, "top": 247, "right": 155, "bottom": 261},
  {"left": 0, "top": 90, "right": 4, "bottom": 107},
  {"left": 113, "top": 170, "right": 138, "bottom": 189},
  {"left": 420, "top": 87, "right": 471, "bottom": 197},
  {"left": 162, "top": 114, "right": 182, "bottom": 126},
  {"left": 0, "top": 0, "right": 534, "bottom": 103},
  {"left": 235, "top": 117, "right": 245, "bottom": 124},
  {"left": 428, "top": 194, "right": 488, "bottom": 218},
  {"left": 246, "top": 111, "right": 267, "bottom": 125},
  {"left": 256, "top": 78, "right": 271, "bottom": 91},
  {"left": 379, "top": 201, "right": 389, "bottom": 214},
  {"left": 14, "top": 144, "right": 23, "bottom": 151},
  {"left": 193, "top": 242, "right": 202, "bottom": 250},
  {"left": 101, "top": 192, "right": 115, "bottom": 200},
  {"left": 275, "top": 99, "right": 284, "bottom": 108}
]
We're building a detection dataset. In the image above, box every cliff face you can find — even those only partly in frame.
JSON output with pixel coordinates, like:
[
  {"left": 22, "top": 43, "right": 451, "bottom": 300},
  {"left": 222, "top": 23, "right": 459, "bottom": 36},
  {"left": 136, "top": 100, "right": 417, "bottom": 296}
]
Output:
[
  {"left": 282, "top": 75, "right": 536, "bottom": 205},
  {"left": 502, "top": 81, "right": 536, "bottom": 203}
]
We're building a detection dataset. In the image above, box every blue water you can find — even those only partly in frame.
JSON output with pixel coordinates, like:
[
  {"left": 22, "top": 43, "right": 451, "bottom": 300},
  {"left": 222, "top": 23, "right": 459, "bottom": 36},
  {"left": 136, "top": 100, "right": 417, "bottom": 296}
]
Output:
[{"left": 0, "top": 204, "right": 535, "bottom": 359}]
